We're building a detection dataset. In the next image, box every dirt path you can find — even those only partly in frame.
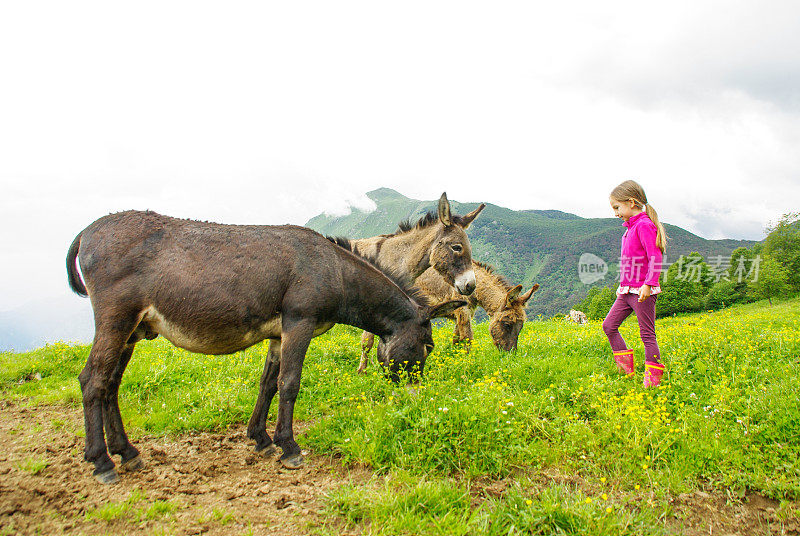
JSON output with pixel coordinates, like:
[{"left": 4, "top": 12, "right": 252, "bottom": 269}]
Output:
[
  {"left": 0, "top": 400, "right": 368, "bottom": 535},
  {"left": 1, "top": 400, "right": 797, "bottom": 535}
]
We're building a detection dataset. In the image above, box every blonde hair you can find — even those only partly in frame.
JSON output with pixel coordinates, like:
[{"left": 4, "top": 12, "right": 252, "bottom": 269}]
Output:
[{"left": 610, "top": 180, "right": 667, "bottom": 253}]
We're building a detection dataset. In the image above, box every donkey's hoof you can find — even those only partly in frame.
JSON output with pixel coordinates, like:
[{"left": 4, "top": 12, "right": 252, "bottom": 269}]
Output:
[
  {"left": 94, "top": 468, "right": 120, "bottom": 485},
  {"left": 120, "top": 455, "right": 145, "bottom": 473},
  {"left": 280, "top": 454, "right": 304, "bottom": 470},
  {"left": 256, "top": 443, "right": 278, "bottom": 457}
]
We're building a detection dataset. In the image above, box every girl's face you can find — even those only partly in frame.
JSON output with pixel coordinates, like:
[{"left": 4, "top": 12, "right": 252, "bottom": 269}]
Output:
[{"left": 609, "top": 197, "right": 640, "bottom": 221}]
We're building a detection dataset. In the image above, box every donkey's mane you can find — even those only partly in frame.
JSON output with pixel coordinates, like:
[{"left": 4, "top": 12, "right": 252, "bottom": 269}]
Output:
[
  {"left": 325, "top": 235, "right": 431, "bottom": 307},
  {"left": 473, "top": 260, "right": 514, "bottom": 290},
  {"left": 327, "top": 235, "right": 353, "bottom": 251},
  {"left": 397, "top": 211, "right": 439, "bottom": 234},
  {"left": 395, "top": 209, "right": 475, "bottom": 235}
]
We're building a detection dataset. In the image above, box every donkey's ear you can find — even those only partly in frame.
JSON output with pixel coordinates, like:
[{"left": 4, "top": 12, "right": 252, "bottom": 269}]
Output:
[
  {"left": 518, "top": 284, "right": 540, "bottom": 305},
  {"left": 457, "top": 203, "right": 486, "bottom": 229},
  {"left": 423, "top": 299, "right": 468, "bottom": 322},
  {"left": 505, "top": 285, "right": 523, "bottom": 307},
  {"left": 437, "top": 192, "right": 453, "bottom": 227}
]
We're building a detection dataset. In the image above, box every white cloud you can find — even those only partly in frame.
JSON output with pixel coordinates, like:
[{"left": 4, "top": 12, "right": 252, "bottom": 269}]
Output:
[{"left": 1, "top": 0, "right": 799, "bottom": 313}]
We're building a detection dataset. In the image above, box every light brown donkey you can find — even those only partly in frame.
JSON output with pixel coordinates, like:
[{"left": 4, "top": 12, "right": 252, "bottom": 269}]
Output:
[
  {"left": 336, "top": 193, "right": 486, "bottom": 294},
  {"left": 360, "top": 260, "right": 539, "bottom": 368}
]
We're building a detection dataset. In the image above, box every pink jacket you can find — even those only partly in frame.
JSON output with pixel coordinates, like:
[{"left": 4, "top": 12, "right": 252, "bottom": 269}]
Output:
[{"left": 620, "top": 212, "right": 662, "bottom": 287}]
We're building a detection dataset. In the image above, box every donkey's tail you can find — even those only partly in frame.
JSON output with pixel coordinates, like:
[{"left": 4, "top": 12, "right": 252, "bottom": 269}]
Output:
[{"left": 67, "top": 232, "right": 88, "bottom": 297}]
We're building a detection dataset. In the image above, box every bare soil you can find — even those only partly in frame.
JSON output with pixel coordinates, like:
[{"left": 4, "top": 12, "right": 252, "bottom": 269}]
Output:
[
  {"left": 1, "top": 400, "right": 797, "bottom": 535},
  {"left": 0, "top": 400, "right": 368, "bottom": 535}
]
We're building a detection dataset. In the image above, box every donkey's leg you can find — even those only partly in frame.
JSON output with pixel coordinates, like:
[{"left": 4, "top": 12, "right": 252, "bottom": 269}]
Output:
[
  {"left": 273, "top": 318, "right": 316, "bottom": 469},
  {"left": 357, "top": 332, "right": 375, "bottom": 374},
  {"left": 79, "top": 316, "right": 138, "bottom": 484},
  {"left": 453, "top": 309, "right": 474, "bottom": 353},
  {"left": 463, "top": 316, "right": 474, "bottom": 353},
  {"left": 247, "top": 339, "right": 281, "bottom": 455},
  {"left": 102, "top": 344, "right": 143, "bottom": 472}
]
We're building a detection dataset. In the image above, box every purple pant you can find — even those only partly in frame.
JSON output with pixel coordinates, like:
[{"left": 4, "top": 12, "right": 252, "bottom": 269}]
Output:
[{"left": 602, "top": 293, "right": 661, "bottom": 364}]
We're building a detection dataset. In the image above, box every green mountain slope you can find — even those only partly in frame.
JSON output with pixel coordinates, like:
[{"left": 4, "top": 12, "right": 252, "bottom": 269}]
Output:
[{"left": 305, "top": 188, "right": 757, "bottom": 317}]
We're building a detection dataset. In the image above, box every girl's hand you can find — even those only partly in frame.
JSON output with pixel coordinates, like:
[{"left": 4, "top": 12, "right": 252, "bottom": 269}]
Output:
[{"left": 638, "top": 285, "right": 651, "bottom": 302}]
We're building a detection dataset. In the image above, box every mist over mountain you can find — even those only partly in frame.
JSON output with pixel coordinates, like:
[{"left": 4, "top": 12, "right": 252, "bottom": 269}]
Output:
[
  {"left": 306, "top": 188, "right": 757, "bottom": 318},
  {"left": 0, "top": 295, "right": 94, "bottom": 353}
]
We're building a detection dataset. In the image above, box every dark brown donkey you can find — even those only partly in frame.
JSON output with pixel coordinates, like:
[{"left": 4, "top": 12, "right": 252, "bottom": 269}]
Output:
[
  {"left": 67, "top": 210, "right": 466, "bottom": 484},
  {"left": 247, "top": 193, "right": 483, "bottom": 459},
  {"left": 361, "top": 260, "right": 539, "bottom": 366}
]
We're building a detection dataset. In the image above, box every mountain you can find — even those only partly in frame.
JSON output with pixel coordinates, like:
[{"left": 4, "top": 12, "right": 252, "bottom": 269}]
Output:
[
  {"left": 305, "top": 188, "right": 757, "bottom": 318},
  {"left": 3, "top": 190, "right": 757, "bottom": 352}
]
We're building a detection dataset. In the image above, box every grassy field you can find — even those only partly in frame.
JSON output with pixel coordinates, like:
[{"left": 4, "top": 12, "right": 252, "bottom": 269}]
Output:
[{"left": 2, "top": 297, "right": 799, "bottom": 535}]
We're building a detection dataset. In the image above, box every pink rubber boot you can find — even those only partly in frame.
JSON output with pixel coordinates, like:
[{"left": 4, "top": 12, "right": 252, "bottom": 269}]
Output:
[
  {"left": 613, "top": 349, "right": 635, "bottom": 375},
  {"left": 643, "top": 362, "right": 665, "bottom": 388}
]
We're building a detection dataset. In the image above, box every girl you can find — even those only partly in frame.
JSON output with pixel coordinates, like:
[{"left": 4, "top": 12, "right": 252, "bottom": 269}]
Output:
[{"left": 602, "top": 180, "right": 668, "bottom": 387}]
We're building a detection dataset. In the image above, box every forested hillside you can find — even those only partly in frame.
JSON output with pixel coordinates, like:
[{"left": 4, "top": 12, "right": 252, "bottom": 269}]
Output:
[{"left": 306, "top": 188, "right": 756, "bottom": 317}]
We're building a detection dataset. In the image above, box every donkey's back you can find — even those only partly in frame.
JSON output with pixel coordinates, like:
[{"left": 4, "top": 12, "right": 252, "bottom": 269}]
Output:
[{"left": 69, "top": 210, "right": 338, "bottom": 354}]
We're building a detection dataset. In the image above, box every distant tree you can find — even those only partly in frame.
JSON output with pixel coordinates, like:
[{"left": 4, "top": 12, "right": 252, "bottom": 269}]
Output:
[
  {"left": 748, "top": 257, "right": 790, "bottom": 305},
  {"left": 576, "top": 286, "right": 602, "bottom": 313},
  {"left": 665, "top": 252, "right": 713, "bottom": 289},
  {"left": 705, "top": 281, "right": 740, "bottom": 310},
  {"left": 587, "top": 287, "right": 617, "bottom": 320},
  {"left": 763, "top": 212, "right": 800, "bottom": 292},
  {"left": 727, "top": 247, "right": 757, "bottom": 302},
  {"left": 658, "top": 252, "right": 708, "bottom": 316}
]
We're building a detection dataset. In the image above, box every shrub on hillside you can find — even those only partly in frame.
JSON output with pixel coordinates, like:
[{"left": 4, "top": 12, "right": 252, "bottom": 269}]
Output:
[
  {"left": 748, "top": 256, "right": 790, "bottom": 305},
  {"left": 727, "top": 247, "right": 758, "bottom": 303},
  {"left": 587, "top": 288, "right": 617, "bottom": 320},
  {"left": 576, "top": 286, "right": 602, "bottom": 314},
  {"left": 705, "top": 281, "right": 740, "bottom": 310},
  {"left": 763, "top": 212, "right": 800, "bottom": 292},
  {"left": 658, "top": 253, "right": 708, "bottom": 317}
]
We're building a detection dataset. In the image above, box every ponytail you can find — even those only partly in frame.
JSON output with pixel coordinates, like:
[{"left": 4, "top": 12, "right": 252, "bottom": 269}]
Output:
[{"left": 645, "top": 204, "right": 667, "bottom": 253}]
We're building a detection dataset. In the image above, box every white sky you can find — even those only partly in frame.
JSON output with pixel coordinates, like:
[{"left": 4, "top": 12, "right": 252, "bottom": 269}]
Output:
[{"left": 1, "top": 1, "right": 799, "bottom": 311}]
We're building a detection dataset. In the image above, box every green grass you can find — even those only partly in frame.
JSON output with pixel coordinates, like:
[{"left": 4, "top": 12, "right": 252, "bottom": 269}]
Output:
[
  {"left": 196, "top": 507, "right": 236, "bottom": 526},
  {"left": 322, "top": 474, "right": 665, "bottom": 536},
  {"left": 323, "top": 474, "right": 477, "bottom": 535},
  {"left": 2, "top": 297, "right": 799, "bottom": 534},
  {"left": 84, "top": 489, "right": 179, "bottom": 523},
  {"left": 303, "top": 298, "right": 800, "bottom": 500},
  {"left": 15, "top": 457, "right": 48, "bottom": 475}
]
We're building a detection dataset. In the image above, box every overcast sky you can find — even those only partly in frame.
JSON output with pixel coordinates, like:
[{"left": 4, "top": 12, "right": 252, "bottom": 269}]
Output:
[{"left": 1, "top": 1, "right": 799, "bottom": 312}]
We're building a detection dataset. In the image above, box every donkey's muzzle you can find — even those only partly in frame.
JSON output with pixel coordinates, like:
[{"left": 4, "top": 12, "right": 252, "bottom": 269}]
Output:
[
  {"left": 455, "top": 270, "right": 477, "bottom": 295},
  {"left": 495, "top": 340, "right": 518, "bottom": 352}
]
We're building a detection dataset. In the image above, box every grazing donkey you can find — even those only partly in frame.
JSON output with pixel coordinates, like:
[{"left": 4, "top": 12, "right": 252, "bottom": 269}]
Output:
[
  {"left": 247, "top": 193, "right": 484, "bottom": 455},
  {"left": 360, "top": 260, "right": 539, "bottom": 367},
  {"left": 67, "top": 210, "right": 466, "bottom": 483}
]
